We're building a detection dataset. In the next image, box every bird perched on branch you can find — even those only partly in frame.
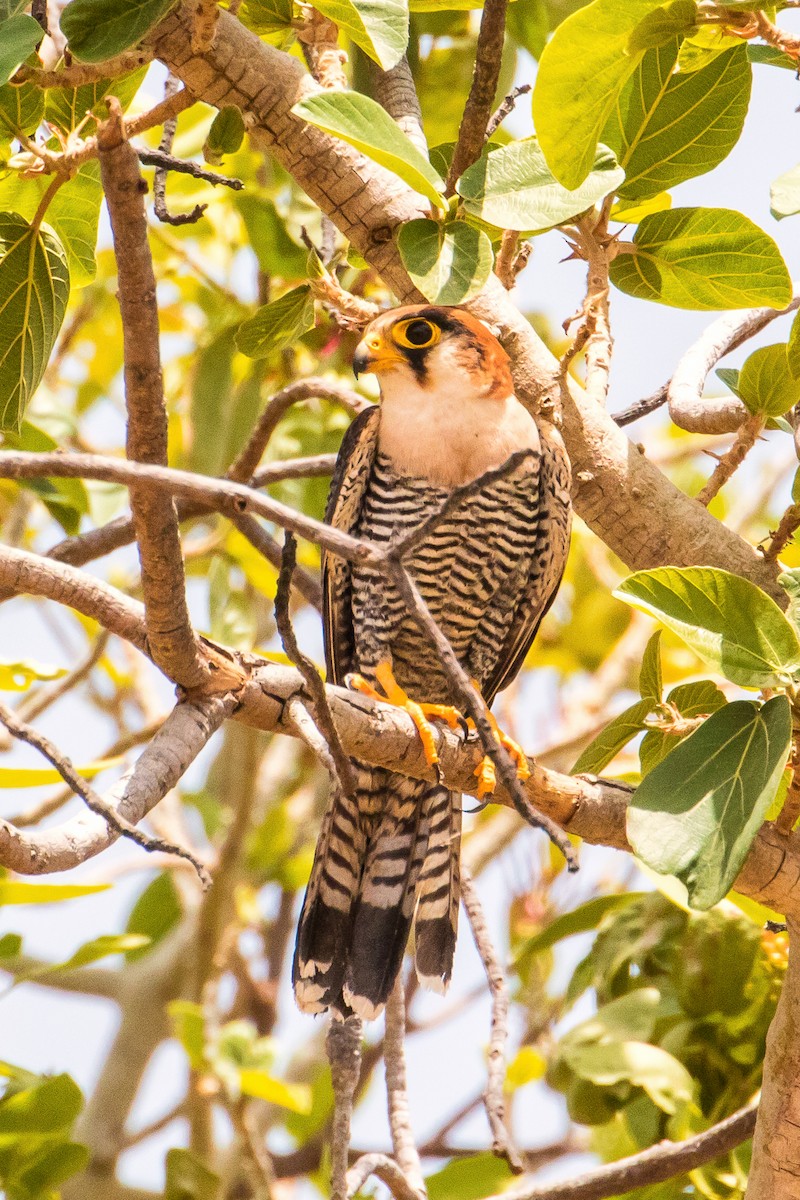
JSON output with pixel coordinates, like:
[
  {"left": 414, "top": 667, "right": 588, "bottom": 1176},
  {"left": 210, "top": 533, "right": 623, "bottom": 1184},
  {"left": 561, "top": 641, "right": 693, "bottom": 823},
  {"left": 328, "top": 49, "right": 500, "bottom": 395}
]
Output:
[{"left": 293, "top": 304, "right": 571, "bottom": 1020}]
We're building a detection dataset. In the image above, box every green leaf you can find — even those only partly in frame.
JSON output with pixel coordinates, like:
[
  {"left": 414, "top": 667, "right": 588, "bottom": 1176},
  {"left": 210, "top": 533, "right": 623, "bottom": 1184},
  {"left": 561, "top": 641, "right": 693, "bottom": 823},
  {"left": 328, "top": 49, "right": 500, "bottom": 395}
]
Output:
[
  {"left": 615, "top": 566, "right": 800, "bottom": 688},
  {"left": 235, "top": 285, "right": 315, "bottom": 359},
  {"left": 426, "top": 1152, "right": 513, "bottom": 1200},
  {"left": 514, "top": 893, "right": 644, "bottom": 968},
  {"left": 235, "top": 196, "right": 309, "bottom": 279},
  {"left": 44, "top": 66, "right": 147, "bottom": 136},
  {"left": 164, "top": 1148, "right": 220, "bottom": 1200},
  {"left": 0, "top": 162, "right": 103, "bottom": 286},
  {"left": 16, "top": 1141, "right": 89, "bottom": 1195},
  {"left": 771, "top": 162, "right": 800, "bottom": 220},
  {"left": 238, "top": 1070, "right": 313, "bottom": 1113},
  {"left": 505, "top": 1046, "right": 546, "bottom": 1091},
  {"left": 60, "top": 0, "right": 177, "bottom": 63},
  {"left": 639, "top": 679, "right": 727, "bottom": 774},
  {"left": 56, "top": 933, "right": 150, "bottom": 970},
  {"left": 204, "top": 106, "right": 245, "bottom": 163},
  {"left": 313, "top": 0, "right": 408, "bottom": 70},
  {"left": 397, "top": 218, "right": 492, "bottom": 304},
  {"left": 0, "top": 79, "right": 44, "bottom": 137},
  {"left": 0, "top": 14, "right": 41, "bottom": 86},
  {"left": 456, "top": 139, "right": 624, "bottom": 232},
  {"left": 572, "top": 699, "right": 654, "bottom": 774},
  {"left": 639, "top": 630, "right": 662, "bottom": 702},
  {"left": 0, "top": 1073, "right": 83, "bottom": 1133},
  {"left": 0, "top": 213, "right": 70, "bottom": 431},
  {"left": 628, "top": 696, "right": 793, "bottom": 909},
  {"left": 788, "top": 309, "right": 800, "bottom": 380},
  {"left": 609, "top": 207, "right": 792, "bottom": 310},
  {"left": 610, "top": 191, "right": 672, "bottom": 223},
  {"left": 779, "top": 567, "right": 800, "bottom": 635},
  {"left": 291, "top": 91, "right": 445, "bottom": 208},
  {"left": 0, "top": 933, "right": 22, "bottom": 957},
  {"left": 238, "top": 0, "right": 293, "bottom": 34},
  {"left": 125, "top": 872, "right": 182, "bottom": 961},
  {"left": 735, "top": 343, "right": 800, "bottom": 417},
  {"left": 562, "top": 1039, "right": 694, "bottom": 1114},
  {"left": 0, "top": 881, "right": 110, "bottom": 904},
  {"left": 3, "top": 419, "right": 89, "bottom": 533},
  {"left": 604, "top": 41, "right": 751, "bottom": 203},
  {"left": 169, "top": 1000, "right": 207, "bottom": 1071},
  {"left": 532, "top": 0, "right": 689, "bottom": 190},
  {"left": 749, "top": 43, "right": 799, "bottom": 71}
]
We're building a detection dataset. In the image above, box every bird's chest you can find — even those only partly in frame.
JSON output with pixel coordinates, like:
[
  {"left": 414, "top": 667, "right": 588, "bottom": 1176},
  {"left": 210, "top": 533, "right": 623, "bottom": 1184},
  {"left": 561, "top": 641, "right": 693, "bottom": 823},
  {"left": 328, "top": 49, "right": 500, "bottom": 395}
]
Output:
[{"left": 350, "top": 456, "right": 539, "bottom": 698}]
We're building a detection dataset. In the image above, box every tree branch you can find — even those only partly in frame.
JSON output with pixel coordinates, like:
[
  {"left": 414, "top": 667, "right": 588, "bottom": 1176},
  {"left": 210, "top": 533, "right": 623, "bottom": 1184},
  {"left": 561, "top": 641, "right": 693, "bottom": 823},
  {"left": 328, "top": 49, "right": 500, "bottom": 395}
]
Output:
[
  {"left": 384, "top": 978, "right": 426, "bottom": 1197},
  {"left": 97, "top": 99, "right": 205, "bottom": 687},
  {"left": 328, "top": 1014, "right": 364, "bottom": 1200},
  {"left": 491, "top": 1102, "right": 757, "bottom": 1200},
  {"left": 461, "top": 867, "right": 523, "bottom": 1173},
  {"left": 370, "top": 57, "right": 427, "bottom": 156},
  {"left": 446, "top": 0, "right": 509, "bottom": 193}
]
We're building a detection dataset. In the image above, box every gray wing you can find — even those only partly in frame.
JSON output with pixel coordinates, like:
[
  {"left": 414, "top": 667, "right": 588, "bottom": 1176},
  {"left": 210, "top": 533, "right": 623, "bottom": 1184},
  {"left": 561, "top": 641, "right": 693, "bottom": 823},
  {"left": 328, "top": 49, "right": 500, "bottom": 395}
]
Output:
[
  {"left": 481, "top": 439, "right": 572, "bottom": 707},
  {"left": 322, "top": 406, "right": 380, "bottom": 685}
]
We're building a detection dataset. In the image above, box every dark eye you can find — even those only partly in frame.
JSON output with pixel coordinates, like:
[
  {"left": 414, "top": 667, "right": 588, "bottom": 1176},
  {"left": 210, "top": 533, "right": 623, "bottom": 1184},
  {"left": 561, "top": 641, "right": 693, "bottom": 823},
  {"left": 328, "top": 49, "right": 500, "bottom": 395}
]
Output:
[{"left": 393, "top": 318, "right": 440, "bottom": 350}]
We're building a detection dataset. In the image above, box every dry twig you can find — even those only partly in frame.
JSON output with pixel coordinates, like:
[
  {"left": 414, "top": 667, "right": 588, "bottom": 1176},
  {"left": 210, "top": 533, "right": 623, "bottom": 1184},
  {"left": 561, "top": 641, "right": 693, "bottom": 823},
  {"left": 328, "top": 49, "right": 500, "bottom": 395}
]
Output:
[
  {"left": 328, "top": 1015, "right": 364, "bottom": 1200},
  {"left": 695, "top": 414, "right": 765, "bottom": 507},
  {"left": 152, "top": 73, "right": 207, "bottom": 225},
  {"left": 384, "top": 978, "right": 426, "bottom": 1196},
  {"left": 460, "top": 868, "right": 523, "bottom": 1173}
]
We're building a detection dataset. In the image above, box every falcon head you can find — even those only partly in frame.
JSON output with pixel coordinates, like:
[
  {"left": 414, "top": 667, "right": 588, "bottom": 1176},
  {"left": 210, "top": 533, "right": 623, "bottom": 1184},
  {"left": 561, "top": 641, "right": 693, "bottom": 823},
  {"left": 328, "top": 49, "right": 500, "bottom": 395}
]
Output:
[{"left": 352, "top": 305, "right": 513, "bottom": 400}]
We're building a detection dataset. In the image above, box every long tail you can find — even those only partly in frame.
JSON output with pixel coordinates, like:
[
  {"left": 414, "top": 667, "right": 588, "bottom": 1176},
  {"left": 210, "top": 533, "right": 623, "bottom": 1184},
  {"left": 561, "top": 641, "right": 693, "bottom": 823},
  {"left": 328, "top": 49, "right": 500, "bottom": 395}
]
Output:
[{"left": 293, "top": 765, "right": 461, "bottom": 1020}]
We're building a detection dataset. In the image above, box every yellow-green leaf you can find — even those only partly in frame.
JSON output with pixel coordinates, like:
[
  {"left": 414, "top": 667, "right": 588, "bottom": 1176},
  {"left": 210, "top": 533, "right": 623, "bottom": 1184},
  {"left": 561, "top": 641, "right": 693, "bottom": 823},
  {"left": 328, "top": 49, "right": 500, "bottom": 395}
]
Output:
[
  {"left": 0, "top": 658, "right": 67, "bottom": 691},
  {"left": 60, "top": 0, "right": 177, "bottom": 63},
  {"left": 0, "top": 755, "right": 123, "bottom": 787},
  {"left": 397, "top": 218, "right": 492, "bottom": 304},
  {"left": 313, "top": 0, "right": 408, "bottom": 70},
  {"left": 235, "top": 285, "right": 315, "bottom": 359},
  {"left": 0, "top": 881, "right": 110, "bottom": 904},
  {"left": 239, "top": 1069, "right": 313, "bottom": 1113}
]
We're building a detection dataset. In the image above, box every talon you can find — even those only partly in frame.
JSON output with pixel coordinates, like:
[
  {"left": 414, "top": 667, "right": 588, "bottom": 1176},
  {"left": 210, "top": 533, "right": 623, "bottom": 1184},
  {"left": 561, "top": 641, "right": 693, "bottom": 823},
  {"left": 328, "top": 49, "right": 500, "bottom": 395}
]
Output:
[
  {"left": 345, "top": 672, "right": 385, "bottom": 704},
  {"left": 359, "top": 660, "right": 445, "bottom": 770},
  {"left": 418, "top": 702, "right": 463, "bottom": 731},
  {"left": 475, "top": 755, "right": 496, "bottom": 798}
]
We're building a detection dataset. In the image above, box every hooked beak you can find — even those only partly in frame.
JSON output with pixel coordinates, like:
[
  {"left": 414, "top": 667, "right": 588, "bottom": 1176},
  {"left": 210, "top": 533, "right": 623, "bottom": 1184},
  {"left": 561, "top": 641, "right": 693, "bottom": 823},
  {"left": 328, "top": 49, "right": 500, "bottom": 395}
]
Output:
[{"left": 352, "top": 332, "right": 405, "bottom": 379}]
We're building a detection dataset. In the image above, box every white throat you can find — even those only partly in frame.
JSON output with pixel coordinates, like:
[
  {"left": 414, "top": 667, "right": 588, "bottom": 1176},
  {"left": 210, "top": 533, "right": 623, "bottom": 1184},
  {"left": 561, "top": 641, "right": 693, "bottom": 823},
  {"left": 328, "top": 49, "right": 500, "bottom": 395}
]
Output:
[{"left": 376, "top": 371, "right": 541, "bottom": 487}]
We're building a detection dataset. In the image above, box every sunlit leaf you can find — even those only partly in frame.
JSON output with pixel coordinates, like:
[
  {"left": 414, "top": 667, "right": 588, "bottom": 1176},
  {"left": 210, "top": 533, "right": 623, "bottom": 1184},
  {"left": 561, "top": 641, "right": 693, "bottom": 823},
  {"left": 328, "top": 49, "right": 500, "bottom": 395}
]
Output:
[
  {"left": 238, "top": 1070, "right": 313, "bottom": 1113},
  {"left": 235, "top": 285, "right": 315, "bottom": 359},
  {"left": 204, "top": 106, "right": 245, "bottom": 164},
  {"left": 125, "top": 872, "right": 182, "bottom": 961},
  {"left": 292, "top": 91, "right": 445, "bottom": 208},
  {"left": 0, "top": 755, "right": 123, "bottom": 786},
  {"left": 0, "top": 79, "right": 43, "bottom": 137},
  {"left": 169, "top": 1000, "right": 207, "bottom": 1071},
  {"left": 426, "top": 1152, "right": 513, "bottom": 1200},
  {"left": 562, "top": 1039, "right": 695, "bottom": 1114},
  {"left": 638, "top": 630, "right": 662, "bottom": 702},
  {"left": 51, "top": 933, "right": 150, "bottom": 970},
  {"left": 456, "top": 139, "right": 623, "bottom": 232},
  {"left": 615, "top": 566, "right": 800, "bottom": 688},
  {"left": 0, "top": 658, "right": 67, "bottom": 691},
  {"left": 771, "top": 162, "right": 800, "bottom": 220},
  {"left": 0, "top": 213, "right": 70, "bottom": 431},
  {"left": 572, "top": 699, "right": 653, "bottom": 774},
  {"left": 44, "top": 67, "right": 147, "bottom": 136},
  {"left": 313, "top": 0, "right": 408, "bottom": 70},
  {"left": 397, "top": 218, "right": 492, "bottom": 304},
  {"left": 0, "top": 1072, "right": 83, "bottom": 1133},
  {"left": 60, "top": 0, "right": 177, "bottom": 63},
  {"left": 788, "top": 309, "right": 800, "bottom": 380},
  {"left": 628, "top": 696, "right": 792, "bottom": 909},
  {"left": 639, "top": 679, "right": 727, "bottom": 774},
  {"left": 0, "top": 881, "right": 110, "bottom": 904},
  {"left": 735, "top": 343, "right": 800, "bottom": 417},
  {"left": 514, "top": 893, "right": 644, "bottom": 969},
  {"left": 609, "top": 208, "right": 792, "bottom": 310},
  {"left": 532, "top": 0, "right": 693, "bottom": 190},
  {"left": 504, "top": 1046, "right": 547, "bottom": 1092},
  {"left": 604, "top": 41, "right": 750, "bottom": 202},
  {"left": 610, "top": 191, "right": 672, "bottom": 223}
]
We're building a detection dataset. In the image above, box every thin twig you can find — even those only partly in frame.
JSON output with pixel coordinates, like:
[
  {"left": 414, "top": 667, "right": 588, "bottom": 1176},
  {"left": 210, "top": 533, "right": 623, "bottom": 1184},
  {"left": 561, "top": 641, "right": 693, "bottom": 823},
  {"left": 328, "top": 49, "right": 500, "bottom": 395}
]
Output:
[
  {"left": 276, "top": 532, "right": 355, "bottom": 793},
  {"left": 97, "top": 99, "right": 205, "bottom": 687},
  {"left": 153, "top": 73, "right": 207, "bottom": 226},
  {"left": 384, "top": 978, "right": 426, "bottom": 1196},
  {"left": 486, "top": 83, "right": 531, "bottom": 140},
  {"left": 232, "top": 513, "right": 322, "bottom": 610},
  {"left": 327, "top": 1014, "right": 364, "bottom": 1200},
  {"left": 695, "top": 414, "right": 765, "bottom": 507},
  {"left": 446, "top": 0, "right": 509, "bottom": 193},
  {"left": 612, "top": 384, "right": 668, "bottom": 427},
  {"left": 489, "top": 1103, "right": 758, "bottom": 1200},
  {"left": 346, "top": 1153, "right": 423, "bottom": 1200},
  {"left": 764, "top": 503, "right": 800, "bottom": 562},
  {"left": 0, "top": 702, "right": 211, "bottom": 885},
  {"left": 460, "top": 868, "right": 523, "bottom": 1173},
  {"left": 136, "top": 146, "right": 243, "bottom": 189},
  {"left": 13, "top": 49, "right": 153, "bottom": 88}
]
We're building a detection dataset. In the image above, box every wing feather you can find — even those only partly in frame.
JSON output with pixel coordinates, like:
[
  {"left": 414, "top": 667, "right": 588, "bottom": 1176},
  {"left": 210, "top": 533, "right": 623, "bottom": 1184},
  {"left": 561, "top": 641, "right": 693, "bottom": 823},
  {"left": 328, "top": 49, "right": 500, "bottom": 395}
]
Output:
[{"left": 322, "top": 406, "right": 380, "bottom": 685}]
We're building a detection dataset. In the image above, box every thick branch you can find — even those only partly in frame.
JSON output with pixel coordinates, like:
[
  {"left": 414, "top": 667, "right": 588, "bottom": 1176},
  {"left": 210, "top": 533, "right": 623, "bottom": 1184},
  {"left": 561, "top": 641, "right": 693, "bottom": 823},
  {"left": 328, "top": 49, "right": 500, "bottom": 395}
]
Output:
[
  {"left": 97, "top": 101, "right": 205, "bottom": 687},
  {"left": 370, "top": 57, "right": 427, "bottom": 155}
]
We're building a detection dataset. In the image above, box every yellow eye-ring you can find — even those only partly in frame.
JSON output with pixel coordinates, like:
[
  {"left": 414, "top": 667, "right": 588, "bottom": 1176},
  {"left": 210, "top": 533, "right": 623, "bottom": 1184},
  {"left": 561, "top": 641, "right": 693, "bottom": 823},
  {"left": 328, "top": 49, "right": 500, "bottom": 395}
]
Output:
[{"left": 392, "top": 318, "right": 441, "bottom": 350}]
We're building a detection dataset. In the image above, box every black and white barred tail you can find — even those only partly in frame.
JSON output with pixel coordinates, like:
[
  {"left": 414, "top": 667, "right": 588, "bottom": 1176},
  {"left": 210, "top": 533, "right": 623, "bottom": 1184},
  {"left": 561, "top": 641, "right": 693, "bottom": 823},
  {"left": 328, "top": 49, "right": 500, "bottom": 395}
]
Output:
[{"left": 292, "top": 763, "right": 461, "bottom": 1020}]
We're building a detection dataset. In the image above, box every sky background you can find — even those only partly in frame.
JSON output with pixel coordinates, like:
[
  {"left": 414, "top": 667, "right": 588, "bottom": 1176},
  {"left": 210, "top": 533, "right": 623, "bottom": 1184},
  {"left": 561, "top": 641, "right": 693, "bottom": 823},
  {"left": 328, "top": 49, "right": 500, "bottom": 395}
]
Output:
[{"left": 1, "top": 18, "right": 800, "bottom": 1193}]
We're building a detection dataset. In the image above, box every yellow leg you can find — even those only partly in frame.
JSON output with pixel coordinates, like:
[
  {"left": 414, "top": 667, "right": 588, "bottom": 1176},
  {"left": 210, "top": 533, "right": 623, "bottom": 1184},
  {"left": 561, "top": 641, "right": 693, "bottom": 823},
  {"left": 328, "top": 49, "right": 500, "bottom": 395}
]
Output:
[
  {"left": 346, "top": 662, "right": 463, "bottom": 769},
  {"left": 468, "top": 683, "right": 530, "bottom": 799}
]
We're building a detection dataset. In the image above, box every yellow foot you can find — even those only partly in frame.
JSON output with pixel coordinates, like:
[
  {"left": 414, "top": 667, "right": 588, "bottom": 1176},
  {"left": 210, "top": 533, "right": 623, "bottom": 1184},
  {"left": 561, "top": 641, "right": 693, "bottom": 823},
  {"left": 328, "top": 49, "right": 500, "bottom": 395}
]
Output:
[
  {"left": 468, "top": 688, "right": 530, "bottom": 799},
  {"left": 346, "top": 661, "right": 464, "bottom": 769}
]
